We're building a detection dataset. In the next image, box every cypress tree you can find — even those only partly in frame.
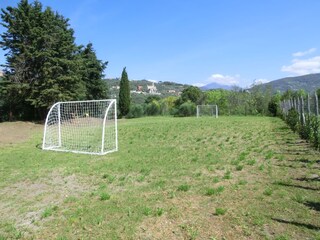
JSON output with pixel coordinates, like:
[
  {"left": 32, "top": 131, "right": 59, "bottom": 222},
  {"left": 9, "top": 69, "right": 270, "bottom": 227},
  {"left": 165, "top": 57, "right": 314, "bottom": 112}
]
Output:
[{"left": 118, "top": 67, "right": 130, "bottom": 117}]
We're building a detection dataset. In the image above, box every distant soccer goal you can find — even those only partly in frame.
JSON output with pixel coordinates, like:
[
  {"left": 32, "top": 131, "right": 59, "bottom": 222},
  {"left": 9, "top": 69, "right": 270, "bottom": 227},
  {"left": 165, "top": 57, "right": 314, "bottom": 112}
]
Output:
[
  {"left": 42, "top": 99, "right": 118, "bottom": 155},
  {"left": 196, "top": 105, "right": 218, "bottom": 118}
]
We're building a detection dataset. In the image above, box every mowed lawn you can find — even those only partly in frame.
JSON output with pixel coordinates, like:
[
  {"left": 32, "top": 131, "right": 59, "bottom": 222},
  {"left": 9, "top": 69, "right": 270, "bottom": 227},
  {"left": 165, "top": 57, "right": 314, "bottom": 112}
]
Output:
[{"left": 0, "top": 116, "right": 319, "bottom": 240}]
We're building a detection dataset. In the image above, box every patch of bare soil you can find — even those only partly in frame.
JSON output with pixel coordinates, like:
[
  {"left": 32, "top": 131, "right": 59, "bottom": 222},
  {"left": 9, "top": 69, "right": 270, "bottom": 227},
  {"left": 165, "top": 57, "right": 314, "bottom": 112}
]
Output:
[
  {"left": 137, "top": 195, "right": 250, "bottom": 240},
  {"left": 0, "top": 171, "right": 93, "bottom": 234},
  {"left": 0, "top": 121, "right": 42, "bottom": 146}
]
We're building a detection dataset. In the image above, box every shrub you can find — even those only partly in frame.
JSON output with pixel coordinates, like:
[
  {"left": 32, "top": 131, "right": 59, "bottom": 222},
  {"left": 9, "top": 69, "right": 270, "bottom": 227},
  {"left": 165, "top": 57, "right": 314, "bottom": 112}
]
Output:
[
  {"left": 268, "top": 101, "right": 278, "bottom": 116},
  {"left": 176, "top": 101, "right": 196, "bottom": 117},
  {"left": 298, "top": 115, "right": 312, "bottom": 140},
  {"left": 310, "top": 116, "right": 320, "bottom": 149},
  {"left": 286, "top": 108, "right": 299, "bottom": 132},
  {"left": 145, "top": 100, "right": 160, "bottom": 116},
  {"left": 127, "top": 104, "right": 144, "bottom": 118}
]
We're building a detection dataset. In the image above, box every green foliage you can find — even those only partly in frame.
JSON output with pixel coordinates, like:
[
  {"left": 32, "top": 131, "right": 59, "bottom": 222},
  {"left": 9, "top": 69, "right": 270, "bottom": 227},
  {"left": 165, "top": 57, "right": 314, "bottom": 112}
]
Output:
[
  {"left": 280, "top": 90, "right": 320, "bottom": 151},
  {"left": 177, "top": 184, "right": 191, "bottom": 192},
  {"left": 0, "top": 1, "right": 108, "bottom": 121},
  {"left": 144, "top": 95, "right": 161, "bottom": 104},
  {"left": 100, "top": 192, "right": 111, "bottom": 201},
  {"left": 127, "top": 104, "right": 144, "bottom": 118},
  {"left": 155, "top": 207, "right": 164, "bottom": 216},
  {"left": 298, "top": 115, "right": 312, "bottom": 140},
  {"left": 205, "top": 186, "right": 225, "bottom": 196},
  {"left": 181, "top": 86, "right": 203, "bottom": 104},
  {"left": 215, "top": 207, "right": 227, "bottom": 215},
  {"left": 205, "top": 89, "right": 229, "bottom": 115},
  {"left": 78, "top": 43, "right": 108, "bottom": 100},
  {"left": 263, "top": 188, "right": 273, "bottom": 196},
  {"left": 317, "top": 88, "right": 320, "bottom": 99},
  {"left": 118, "top": 67, "right": 131, "bottom": 117},
  {"left": 145, "top": 100, "right": 160, "bottom": 116},
  {"left": 41, "top": 205, "right": 58, "bottom": 219},
  {"left": 268, "top": 93, "right": 281, "bottom": 117},
  {"left": 286, "top": 108, "right": 299, "bottom": 132},
  {"left": 142, "top": 207, "right": 152, "bottom": 216},
  {"left": 310, "top": 116, "right": 320, "bottom": 149},
  {"left": 175, "top": 101, "right": 196, "bottom": 117}
]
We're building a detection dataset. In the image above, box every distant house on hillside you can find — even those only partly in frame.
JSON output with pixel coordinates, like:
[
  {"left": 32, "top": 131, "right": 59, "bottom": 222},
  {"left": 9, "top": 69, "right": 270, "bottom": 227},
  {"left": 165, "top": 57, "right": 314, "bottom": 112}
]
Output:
[
  {"left": 136, "top": 85, "right": 143, "bottom": 92},
  {"left": 147, "top": 82, "right": 160, "bottom": 94}
]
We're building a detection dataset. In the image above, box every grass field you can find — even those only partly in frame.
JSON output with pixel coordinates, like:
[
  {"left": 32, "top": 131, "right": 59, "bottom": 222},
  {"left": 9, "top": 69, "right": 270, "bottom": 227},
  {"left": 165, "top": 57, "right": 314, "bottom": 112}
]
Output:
[{"left": 0, "top": 116, "right": 319, "bottom": 240}]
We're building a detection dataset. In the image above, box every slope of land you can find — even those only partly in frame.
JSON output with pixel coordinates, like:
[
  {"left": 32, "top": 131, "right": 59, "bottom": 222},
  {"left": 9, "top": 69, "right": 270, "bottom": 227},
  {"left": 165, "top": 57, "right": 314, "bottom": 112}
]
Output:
[
  {"left": 251, "top": 73, "right": 320, "bottom": 93},
  {"left": 106, "top": 78, "right": 190, "bottom": 104},
  {"left": 0, "top": 117, "right": 319, "bottom": 239}
]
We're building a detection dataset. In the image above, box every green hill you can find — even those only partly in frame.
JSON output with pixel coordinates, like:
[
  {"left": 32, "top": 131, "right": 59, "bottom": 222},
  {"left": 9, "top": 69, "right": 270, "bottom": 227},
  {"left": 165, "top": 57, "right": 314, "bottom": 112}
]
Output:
[
  {"left": 105, "top": 78, "right": 190, "bottom": 104},
  {"left": 252, "top": 73, "right": 320, "bottom": 93}
]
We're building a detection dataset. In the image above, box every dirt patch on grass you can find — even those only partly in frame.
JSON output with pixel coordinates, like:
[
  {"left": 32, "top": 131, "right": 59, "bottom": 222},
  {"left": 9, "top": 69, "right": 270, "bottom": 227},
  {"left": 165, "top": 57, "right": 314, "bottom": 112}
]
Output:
[
  {"left": 0, "top": 121, "right": 42, "bottom": 146},
  {"left": 137, "top": 195, "right": 249, "bottom": 240},
  {"left": 0, "top": 170, "right": 93, "bottom": 234}
]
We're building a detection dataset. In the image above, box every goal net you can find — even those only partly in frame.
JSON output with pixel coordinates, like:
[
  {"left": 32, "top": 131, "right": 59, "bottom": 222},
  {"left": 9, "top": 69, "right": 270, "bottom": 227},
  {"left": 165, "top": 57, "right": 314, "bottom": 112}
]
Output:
[
  {"left": 42, "top": 99, "right": 118, "bottom": 155},
  {"left": 196, "top": 105, "right": 218, "bottom": 118}
]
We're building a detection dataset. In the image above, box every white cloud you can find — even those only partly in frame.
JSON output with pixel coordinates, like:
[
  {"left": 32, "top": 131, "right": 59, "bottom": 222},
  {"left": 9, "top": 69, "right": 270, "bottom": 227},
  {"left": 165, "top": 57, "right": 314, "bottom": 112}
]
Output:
[
  {"left": 281, "top": 56, "right": 320, "bottom": 75},
  {"left": 193, "top": 82, "right": 206, "bottom": 87},
  {"left": 208, "top": 74, "right": 240, "bottom": 86},
  {"left": 292, "top": 48, "right": 317, "bottom": 57}
]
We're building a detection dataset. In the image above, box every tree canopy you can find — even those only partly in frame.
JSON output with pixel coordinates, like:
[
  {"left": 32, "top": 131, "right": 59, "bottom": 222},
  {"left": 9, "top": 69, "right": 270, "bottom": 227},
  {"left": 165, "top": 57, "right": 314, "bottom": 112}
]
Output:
[{"left": 0, "top": 0, "right": 108, "bottom": 120}]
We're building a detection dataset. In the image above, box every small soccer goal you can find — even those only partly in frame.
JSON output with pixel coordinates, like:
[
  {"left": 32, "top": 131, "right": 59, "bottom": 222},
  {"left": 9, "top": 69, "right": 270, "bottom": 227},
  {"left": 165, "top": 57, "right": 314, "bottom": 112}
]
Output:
[
  {"left": 196, "top": 105, "right": 218, "bottom": 118},
  {"left": 42, "top": 99, "right": 118, "bottom": 155}
]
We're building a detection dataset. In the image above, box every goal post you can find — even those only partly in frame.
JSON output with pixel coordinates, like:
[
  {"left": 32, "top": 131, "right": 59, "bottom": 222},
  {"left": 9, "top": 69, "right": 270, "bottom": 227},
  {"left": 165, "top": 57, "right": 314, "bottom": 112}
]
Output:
[
  {"left": 196, "top": 105, "right": 218, "bottom": 118},
  {"left": 42, "top": 99, "right": 118, "bottom": 155}
]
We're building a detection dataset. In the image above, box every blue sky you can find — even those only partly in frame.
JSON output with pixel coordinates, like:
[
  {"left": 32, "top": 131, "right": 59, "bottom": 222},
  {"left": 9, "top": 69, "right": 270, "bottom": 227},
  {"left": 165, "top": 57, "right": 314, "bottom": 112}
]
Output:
[{"left": 1, "top": 0, "right": 320, "bottom": 88}]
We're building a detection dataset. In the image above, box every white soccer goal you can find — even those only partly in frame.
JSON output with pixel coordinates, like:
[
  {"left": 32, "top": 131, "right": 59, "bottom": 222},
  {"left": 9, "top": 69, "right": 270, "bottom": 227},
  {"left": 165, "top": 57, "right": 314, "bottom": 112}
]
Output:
[
  {"left": 42, "top": 99, "right": 118, "bottom": 155},
  {"left": 196, "top": 105, "right": 218, "bottom": 118}
]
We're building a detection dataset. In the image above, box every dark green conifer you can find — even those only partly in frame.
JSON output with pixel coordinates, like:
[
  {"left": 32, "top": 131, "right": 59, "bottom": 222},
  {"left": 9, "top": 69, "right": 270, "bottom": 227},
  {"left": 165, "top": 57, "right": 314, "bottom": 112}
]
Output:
[{"left": 118, "top": 67, "right": 130, "bottom": 117}]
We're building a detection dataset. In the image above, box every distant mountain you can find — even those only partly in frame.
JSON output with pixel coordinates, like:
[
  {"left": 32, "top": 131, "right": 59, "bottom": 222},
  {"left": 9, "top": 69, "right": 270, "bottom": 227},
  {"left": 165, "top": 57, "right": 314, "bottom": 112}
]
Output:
[
  {"left": 251, "top": 73, "right": 320, "bottom": 93},
  {"left": 200, "top": 82, "right": 232, "bottom": 90}
]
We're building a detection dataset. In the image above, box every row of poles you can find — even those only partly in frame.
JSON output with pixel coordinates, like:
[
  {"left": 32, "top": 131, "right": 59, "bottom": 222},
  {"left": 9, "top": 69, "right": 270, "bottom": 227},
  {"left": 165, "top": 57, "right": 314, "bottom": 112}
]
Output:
[{"left": 280, "top": 93, "right": 319, "bottom": 125}]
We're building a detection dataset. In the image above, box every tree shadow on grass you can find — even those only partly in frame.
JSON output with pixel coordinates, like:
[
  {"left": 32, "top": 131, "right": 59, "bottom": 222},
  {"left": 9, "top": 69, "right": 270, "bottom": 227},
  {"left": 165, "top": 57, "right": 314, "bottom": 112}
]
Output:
[
  {"left": 303, "top": 201, "right": 320, "bottom": 212},
  {"left": 272, "top": 218, "right": 320, "bottom": 231},
  {"left": 274, "top": 163, "right": 307, "bottom": 169},
  {"left": 293, "top": 158, "right": 320, "bottom": 164},
  {"left": 295, "top": 176, "right": 320, "bottom": 182},
  {"left": 274, "top": 182, "right": 319, "bottom": 191}
]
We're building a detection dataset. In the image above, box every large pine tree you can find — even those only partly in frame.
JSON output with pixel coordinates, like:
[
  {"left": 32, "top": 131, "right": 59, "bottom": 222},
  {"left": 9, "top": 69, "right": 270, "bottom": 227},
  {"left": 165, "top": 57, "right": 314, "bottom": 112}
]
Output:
[
  {"left": 78, "top": 43, "right": 108, "bottom": 100},
  {"left": 0, "top": 0, "right": 110, "bottom": 120},
  {"left": 118, "top": 67, "right": 130, "bottom": 117}
]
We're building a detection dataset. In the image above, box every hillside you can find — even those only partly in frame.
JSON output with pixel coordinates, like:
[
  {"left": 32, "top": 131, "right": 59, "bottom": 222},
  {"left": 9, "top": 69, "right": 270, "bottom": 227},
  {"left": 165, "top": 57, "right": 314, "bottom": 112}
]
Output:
[
  {"left": 251, "top": 73, "right": 320, "bottom": 93},
  {"left": 105, "top": 78, "right": 190, "bottom": 104}
]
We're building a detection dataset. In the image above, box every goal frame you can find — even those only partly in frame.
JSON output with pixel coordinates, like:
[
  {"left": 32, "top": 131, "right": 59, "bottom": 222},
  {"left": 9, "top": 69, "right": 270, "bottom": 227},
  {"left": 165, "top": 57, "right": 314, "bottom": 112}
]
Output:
[
  {"left": 42, "top": 99, "right": 118, "bottom": 155},
  {"left": 196, "top": 104, "right": 218, "bottom": 118}
]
